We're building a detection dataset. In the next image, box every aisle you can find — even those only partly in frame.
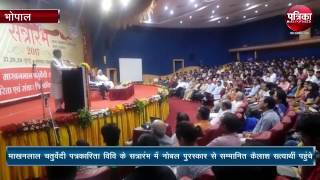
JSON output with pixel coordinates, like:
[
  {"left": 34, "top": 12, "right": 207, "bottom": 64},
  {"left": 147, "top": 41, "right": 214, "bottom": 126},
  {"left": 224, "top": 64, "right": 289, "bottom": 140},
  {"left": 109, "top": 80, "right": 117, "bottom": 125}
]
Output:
[{"left": 166, "top": 97, "right": 200, "bottom": 132}]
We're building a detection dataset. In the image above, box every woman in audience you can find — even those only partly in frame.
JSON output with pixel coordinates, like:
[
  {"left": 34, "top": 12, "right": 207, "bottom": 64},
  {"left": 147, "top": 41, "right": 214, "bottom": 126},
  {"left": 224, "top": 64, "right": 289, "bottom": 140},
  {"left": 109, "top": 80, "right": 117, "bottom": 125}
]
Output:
[
  {"left": 101, "top": 123, "right": 120, "bottom": 146},
  {"left": 273, "top": 88, "right": 289, "bottom": 117},
  {"left": 304, "top": 82, "right": 320, "bottom": 105},
  {"left": 287, "top": 78, "right": 298, "bottom": 97},
  {"left": 207, "top": 112, "right": 242, "bottom": 146},
  {"left": 278, "top": 76, "right": 290, "bottom": 93},
  {"left": 175, "top": 122, "right": 212, "bottom": 179},
  {"left": 171, "top": 112, "right": 190, "bottom": 146},
  {"left": 295, "top": 79, "right": 306, "bottom": 99}
]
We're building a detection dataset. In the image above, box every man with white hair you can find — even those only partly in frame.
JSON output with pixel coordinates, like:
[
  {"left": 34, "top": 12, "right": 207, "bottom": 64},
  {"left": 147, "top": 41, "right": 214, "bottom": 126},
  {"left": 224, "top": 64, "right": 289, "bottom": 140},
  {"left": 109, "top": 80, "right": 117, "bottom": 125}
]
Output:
[
  {"left": 231, "top": 92, "right": 245, "bottom": 113},
  {"left": 151, "top": 120, "right": 173, "bottom": 146}
]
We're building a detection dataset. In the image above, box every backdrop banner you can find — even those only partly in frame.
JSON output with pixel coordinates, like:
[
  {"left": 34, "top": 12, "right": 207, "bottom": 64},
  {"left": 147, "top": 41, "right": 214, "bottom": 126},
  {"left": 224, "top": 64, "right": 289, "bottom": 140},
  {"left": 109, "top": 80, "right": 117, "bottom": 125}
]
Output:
[{"left": 0, "top": 1, "right": 84, "bottom": 103}]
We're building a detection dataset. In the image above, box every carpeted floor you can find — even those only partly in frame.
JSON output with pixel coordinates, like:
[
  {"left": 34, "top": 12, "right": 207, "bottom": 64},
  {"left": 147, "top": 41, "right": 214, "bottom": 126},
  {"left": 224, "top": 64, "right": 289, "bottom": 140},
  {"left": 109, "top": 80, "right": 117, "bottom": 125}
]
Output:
[{"left": 165, "top": 97, "right": 200, "bottom": 132}]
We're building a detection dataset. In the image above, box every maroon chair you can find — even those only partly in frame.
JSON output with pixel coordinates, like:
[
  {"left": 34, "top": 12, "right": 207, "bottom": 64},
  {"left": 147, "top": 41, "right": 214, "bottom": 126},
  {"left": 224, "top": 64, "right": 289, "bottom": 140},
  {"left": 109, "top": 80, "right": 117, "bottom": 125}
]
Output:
[
  {"left": 286, "top": 111, "right": 297, "bottom": 128},
  {"left": 281, "top": 116, "right": 293, "bottom": 131},
  {"left": 269, "top": 122, "right": 286, "bottom": 145},
  {"left": 197, "top": 125, "right": 224, "bottom": 146},
  {"left": 274, "top": 176, "right": 290, "bottom": 180},
  {"left": 195, "top": 173, "right": 216, "bottom": 180}
]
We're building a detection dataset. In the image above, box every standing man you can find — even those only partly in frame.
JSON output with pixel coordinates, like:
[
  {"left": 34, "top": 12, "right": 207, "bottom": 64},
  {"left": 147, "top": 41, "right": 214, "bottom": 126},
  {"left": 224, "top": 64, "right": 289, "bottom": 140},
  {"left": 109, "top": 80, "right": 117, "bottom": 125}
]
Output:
[{"left": 50, "top": 49, "right": 73, "bottom": 112}]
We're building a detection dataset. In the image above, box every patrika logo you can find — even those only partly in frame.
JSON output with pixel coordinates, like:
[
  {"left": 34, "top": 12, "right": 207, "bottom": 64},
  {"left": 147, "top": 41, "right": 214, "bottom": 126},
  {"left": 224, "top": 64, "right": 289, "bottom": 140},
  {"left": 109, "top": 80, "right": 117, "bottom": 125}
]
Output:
[{"left": 286, "top": 5, "right": 313, "bottom": 32}]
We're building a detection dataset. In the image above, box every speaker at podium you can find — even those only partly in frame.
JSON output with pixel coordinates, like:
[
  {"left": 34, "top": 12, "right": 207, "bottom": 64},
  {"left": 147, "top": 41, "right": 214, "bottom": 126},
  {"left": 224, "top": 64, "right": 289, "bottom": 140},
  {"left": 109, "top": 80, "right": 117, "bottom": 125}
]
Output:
[{"left": 62, "top": 67, "right": 88, "bottom": 112}]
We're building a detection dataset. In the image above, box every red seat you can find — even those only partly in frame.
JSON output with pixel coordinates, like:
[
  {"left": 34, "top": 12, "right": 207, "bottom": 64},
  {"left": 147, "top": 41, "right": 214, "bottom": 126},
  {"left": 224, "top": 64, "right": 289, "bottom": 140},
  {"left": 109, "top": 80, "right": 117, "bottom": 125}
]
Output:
[
  {"left": 197, "top": 125, "right": 224, "bottom": 146},
  {"left": 249, "top": 122, "right": 286, "bottom": 145},
  {"left": 274, "top": 176, "right": 290, "bottom": 180},
  {"left": 281, "top": 116, "right": 293, "bottom": 131},
  {"left": 286, "top": 111, "right": 297, "bottom": 128}
]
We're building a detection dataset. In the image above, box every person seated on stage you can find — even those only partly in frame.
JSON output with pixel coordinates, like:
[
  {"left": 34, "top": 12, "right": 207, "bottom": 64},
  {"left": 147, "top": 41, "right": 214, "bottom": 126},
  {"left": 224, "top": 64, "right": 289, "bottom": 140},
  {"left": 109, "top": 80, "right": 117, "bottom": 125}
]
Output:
[
  {"left": 101, "top": 123, "right": 120, "bottom": 146},
  {"left": 175, "top": 122, "right": 212, "bottom": 179},
  {"left": 207, "top": 112, "right": 242, "bottom": 146},
  {"left": 96, "top": 69, "right": 114, "bottom": 99},
  {"left": 210, "top": 100, "right": 232, "bottom": 126},
  {"left": 47, "top": 166, "right": 77, "bottom": 180},
  {"left": 171, "top": 112, "right": 190, "bottom": 146},
  {"left": 150, "top": 120, "right": 173, "bottom": 146},
  {"left": 194, "top": 106, "right": 213, "bottom": 134},
  {"left": 125, "top": 134, "right": 176, "bottom": 180},
  {"left": 252, "top": 97, "right": 280, "bottom": 134}
]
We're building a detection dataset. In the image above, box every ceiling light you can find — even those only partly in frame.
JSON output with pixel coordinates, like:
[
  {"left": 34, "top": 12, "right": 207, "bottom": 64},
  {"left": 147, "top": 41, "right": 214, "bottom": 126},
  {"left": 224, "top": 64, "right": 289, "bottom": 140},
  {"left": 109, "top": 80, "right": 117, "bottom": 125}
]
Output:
[
  {"left": 102, "top": 0, "right": 112, "bottom": 12},
  {"left": 164, "top": 6, "right": 168, "bottom": 11},
  {"left": 195, "top": 6, "right": 207, "bottom": 12},
  {"left": 255, "top": 10, "right": 258, "bottom": 13},
  {"left": 189, "top": 15, "right": 192, "bottom": 19},
  {"left": 212, "top": 10, "right": 215, "bottom": 13},
  {"left": 226, "top": 16, "right": 229, "bottom": 20},
  {"left": 243, "top": 15, "right": 246, "bottom": 18},
  {"left": 209, "top": 17, "right": 221, "bottom": 22},
  {"left": 194, "top": 4, "right": 198, "bottom": 8},
  {"left": 246, "top": 3, "right": 250, "bottom": 7},
  {"left": 210, "top": 15, "right": 214, "bottom": 18},
  {"left": 265, "top": 4, "right": 268, "bottom": 7},
  {"left": 180, "top": 20, "right": 183, "bottom": 24},
  {"left": 288, "top": 3, "right": 292, "bottom": 6},
  {"left": 218, "top": 20, "right": 221, "bottom": 23},
  {"left": 190, "top": 0, "right": 195, "bottom": 2},
  {"left": 216, "top": 5, "right": 220, "bottom": 8},
  {"left": 170, "top": 10, "right": 174, "bottom": 15},
  {"left": 120, "top": 0, "right": 130, "bottom": 7}
]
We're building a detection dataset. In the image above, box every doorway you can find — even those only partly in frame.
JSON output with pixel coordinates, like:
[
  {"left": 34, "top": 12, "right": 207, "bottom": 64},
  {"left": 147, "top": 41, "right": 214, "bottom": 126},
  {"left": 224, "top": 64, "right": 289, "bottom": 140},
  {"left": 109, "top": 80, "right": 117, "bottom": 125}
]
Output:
[
  {"left": 172, "top": 59, "right": 184, "bottom": 73},
  {"left": 106, "top": 68, "right": 118, "bottom": 84}
]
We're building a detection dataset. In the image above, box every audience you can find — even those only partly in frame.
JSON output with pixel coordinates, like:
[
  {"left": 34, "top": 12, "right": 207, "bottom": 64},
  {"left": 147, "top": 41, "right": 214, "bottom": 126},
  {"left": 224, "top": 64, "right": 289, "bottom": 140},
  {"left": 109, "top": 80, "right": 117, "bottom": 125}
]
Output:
[
  {"left": 151, "top": 120, "right": 174, "bottom": 146},
  {"left": 252, "top": 97, "right": 280, "bottom": 134},
  {"left": 125, "top": 134, "right": 177, "bottom": 180},
  {"left": 175, "top": 122, "right": 211, "bottom": 179},
  {"left": 207, "top": 112, "right": 242, "bottom": 146},
  {"left": 195, "top": 106, "right": 213, "bottom": 134},
  {"left": 210, "top": 100, "right": 232, "bottom": 125},
  {"left": 47, "top": 166, "right": 77, "bottom": 180},
  {"left": 101, "top": 123, "right": 120, "bottom": 146},
  {"left": 172, "top": 112, "right": 190, "bottom": 146}
]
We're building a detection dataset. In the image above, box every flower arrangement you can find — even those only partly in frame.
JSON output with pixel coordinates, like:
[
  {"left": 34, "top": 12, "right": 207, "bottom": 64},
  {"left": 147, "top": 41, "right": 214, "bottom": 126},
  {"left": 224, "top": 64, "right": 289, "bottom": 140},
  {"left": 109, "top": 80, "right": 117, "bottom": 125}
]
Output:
[{"left": 78, "top": 108, "right": 92, "bottom": 128}]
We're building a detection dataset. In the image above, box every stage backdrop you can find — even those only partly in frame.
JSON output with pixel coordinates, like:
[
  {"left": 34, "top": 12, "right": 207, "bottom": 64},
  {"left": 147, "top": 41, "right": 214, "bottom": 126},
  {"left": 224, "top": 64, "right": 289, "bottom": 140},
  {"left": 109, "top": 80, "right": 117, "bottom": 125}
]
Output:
[{"left": 0, "top": 2, "right": 84, "bottom": 103}]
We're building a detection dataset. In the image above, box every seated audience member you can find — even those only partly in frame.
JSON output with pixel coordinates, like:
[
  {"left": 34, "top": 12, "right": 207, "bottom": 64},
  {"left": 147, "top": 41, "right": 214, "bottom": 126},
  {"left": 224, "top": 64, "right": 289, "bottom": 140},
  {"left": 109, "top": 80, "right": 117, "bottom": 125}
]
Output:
[
  {"left": 304, "top": 82, "right": 319, "bottom": 104},
  {"left": 278, "top": 76, "right": 290, "bottom": 93},
  {"left": 211, "top": 80, "right": 224, "bottom": 100},
  {"left": 207, "top": 113, "right": 242, "bottom": 146},
  {"left": 95, "top": 69, "right": 114, "bottom": 99},
  {"left": 171, "top": 112, "right": 190, "bottom": 146},
  {"left": 315, "top": 70, "right": 320, "bottom": 86},
  {"left": 175, "top": 122, "right": 211, "bottom": 179},
  {"left": 47, "top": 166, "right": 77, "bottom": 180},
  {"left": 247, "top": 78, "right": 261, "bottom": 97},
  {"left": 273, "top": 88, "right": 289, "bottom": 117},
  {"left": 174, "top": 77, "right": 189, "bottom": 98},
  {"left": 151, "top": 120, "right": 173, "bottom": 146},
  {"left": 306, "top": 69, "right": 317, "bottom": 83},
  {"left": 243, "top": 109, "right": 260, "bottom": 132},
  {"left": 192, "top": 79, "right": 208, "bottom": 101},
  {"left": 210, "top": 100, "right": 232, "bottom": 125},
  {"left": 252, "top": 97, "right": 280, "bottom": 134},
  {"left": 183, "top": 79, "right": 199, "bottom": 101},
  {"left": 101, "top": 123, "right": 120, "bottom": 146},
  {"left": 195, "top": 106, "right": 213, "bottom": 134},
  {"left": 296, "top": 113, "right": 320, "bottom": 180},
  {"left": 295, "top": 79, "right": 306, "bottom": 98},
  {"left": 287, "top": 78, "right": 298, "bottom": 97},
  {"left": 231, "top": 91, "right": 245, "bottom": 113},
  {"left": 125, "top": 134, "right": 176, "bottom": 180}
]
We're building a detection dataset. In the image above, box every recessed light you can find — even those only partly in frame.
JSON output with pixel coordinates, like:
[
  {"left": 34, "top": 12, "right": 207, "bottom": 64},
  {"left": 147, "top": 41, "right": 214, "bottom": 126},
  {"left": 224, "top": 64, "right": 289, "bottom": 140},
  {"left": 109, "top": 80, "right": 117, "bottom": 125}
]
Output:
[
  {"left": 170, "top": 10, "right": 174, "bottom": 15},
  {"left": 265, "top": 4, "right": 268, "bottom": 7},
  {"left": 255, "top": 10, "right": 258, "bottom": 13},
  {"left": 180, "top": 20, "right": 183, "bottom": 24},
  {"left": 189, "top": 15, "right": 192, "bottom": 19},
  {"left": 243, "top": 15, "right": 246, "bottom": 18},
  {"left": 194, "top": 4, "right": 198, "bottom": 8},
  {"left": 102, "top": 0, "right": 112, "bottom": 12},
  {"left": 226, "top": 16, "right": 229, "bottom": 20},
  {"left": 218, "top": 20, "right": 221, "bottom": 23},
  {"left": 212, "top": 10, "right": 215, "bottom": 13},
  {"left": 190, "top": 0, "right": 195, "bottom": 2},
  {"left": 288, "top": 3, "right": 292, "bottom": 6},
  {"left": 246, "top": 3, "right": 250, "bottom": 7},
  {"left": 216, "top": 5, "right": 220, "bottom": 8},
  {"left": 164, "top": 6, "right": 168, "bottom": 11},
  {"left": 210, "top": 15, "right": 214, "bottom": 18}
]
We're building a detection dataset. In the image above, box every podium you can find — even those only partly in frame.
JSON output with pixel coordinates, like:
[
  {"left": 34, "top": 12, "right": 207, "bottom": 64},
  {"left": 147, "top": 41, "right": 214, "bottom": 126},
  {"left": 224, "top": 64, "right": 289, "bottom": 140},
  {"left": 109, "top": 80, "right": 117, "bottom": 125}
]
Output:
[{"left": 62, "top": 67, "right": 88, "bottom": 112}]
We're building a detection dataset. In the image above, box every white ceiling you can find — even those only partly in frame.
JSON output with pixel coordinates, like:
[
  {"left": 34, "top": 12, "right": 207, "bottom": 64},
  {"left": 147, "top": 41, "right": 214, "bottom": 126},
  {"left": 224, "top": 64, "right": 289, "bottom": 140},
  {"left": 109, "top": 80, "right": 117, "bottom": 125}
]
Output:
[{"left": 141, "top": 0, "right": 320, "bottom": 28}]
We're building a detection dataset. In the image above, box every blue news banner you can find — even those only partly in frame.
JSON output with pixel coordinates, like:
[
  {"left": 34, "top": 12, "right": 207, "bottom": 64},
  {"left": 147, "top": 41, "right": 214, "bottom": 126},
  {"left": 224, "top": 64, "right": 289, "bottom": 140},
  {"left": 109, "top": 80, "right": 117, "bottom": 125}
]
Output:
[{"left": 6, "top": 146, "right": 316, "bottom": 166}]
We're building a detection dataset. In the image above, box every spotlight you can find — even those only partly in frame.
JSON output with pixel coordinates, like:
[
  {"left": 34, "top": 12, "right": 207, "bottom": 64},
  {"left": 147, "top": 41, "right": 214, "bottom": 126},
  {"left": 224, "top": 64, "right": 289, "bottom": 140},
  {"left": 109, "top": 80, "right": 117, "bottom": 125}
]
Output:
[
  {"left": 288, "top": 3, "right": 292, "bottom": 6},
  {"left": 189, "top": 15, "right": 192, "bottom": 19},
  {"left": 102, "top": 0, "right": 112, "bottom": 12},
  {"left": 255, "top": 10, "right": 258, "bottom": 13},
  {"left": 170, "top": 10, "right": 174, "bottom": 15},
  {"left": 265, "top": 4, "right": 268, "bottom": 7},
  {"left": 194, "top": 4, "right": 198, "bottom": 8},
  {"left": 180, "top": 20, "right": 183, "bottom": 24},
  {"left": 246, "top": 3, "right": 250, "bottom": 7},
  {"left": 216, "top": 5, "right": 220, "bottom": 8},
  {"left": 164, "top": 6, "right": 168, "bottom": 11},
  {"left": 226, "top": 16, "right": 229, "bottom": 20},
  {"left": 212, "top": 10, "right": 215, "bottom": 13},
  {"left": 120, "top": 0, "right": 130, "bottom": 7},
  {"left": 218, "top": 20, "right": 221, "bottom": 23},
  {"left": 243, "top": 15, "right": 246, "bottom": 18}
]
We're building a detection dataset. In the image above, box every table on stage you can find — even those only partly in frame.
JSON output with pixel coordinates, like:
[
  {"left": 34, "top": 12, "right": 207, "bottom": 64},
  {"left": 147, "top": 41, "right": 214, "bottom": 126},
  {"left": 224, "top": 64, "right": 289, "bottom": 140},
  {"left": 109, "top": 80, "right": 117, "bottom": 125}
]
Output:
[{"left": 109, "top": 85, "right": 135, "bottom": 100}]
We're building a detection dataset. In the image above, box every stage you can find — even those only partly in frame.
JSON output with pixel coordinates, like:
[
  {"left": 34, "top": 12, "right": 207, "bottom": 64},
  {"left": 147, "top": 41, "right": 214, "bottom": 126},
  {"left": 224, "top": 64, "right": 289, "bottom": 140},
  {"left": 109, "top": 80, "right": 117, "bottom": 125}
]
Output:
[{"left": 0, "top": 84, "right": 158, "bottom": 130}]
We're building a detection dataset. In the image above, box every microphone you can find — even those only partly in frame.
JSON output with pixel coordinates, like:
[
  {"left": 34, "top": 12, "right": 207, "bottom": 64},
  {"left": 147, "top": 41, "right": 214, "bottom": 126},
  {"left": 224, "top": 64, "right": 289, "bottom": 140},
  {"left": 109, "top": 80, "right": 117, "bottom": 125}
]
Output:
[{"left": 32, "top": 60, "right": 36, "bottom": 72}]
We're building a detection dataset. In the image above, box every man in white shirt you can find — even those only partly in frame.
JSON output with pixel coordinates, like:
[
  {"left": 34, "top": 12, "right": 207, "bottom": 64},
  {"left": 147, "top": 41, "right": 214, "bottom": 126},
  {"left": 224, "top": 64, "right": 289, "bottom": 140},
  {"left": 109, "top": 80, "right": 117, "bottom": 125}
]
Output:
[
  {"left": 231, "top": 92, "right": 245, "bottom": 113},
  {"left": 210, "top": 100, "right": 232, "bottom": 125},
  {"left": 211, "top": 80, "right": 224, "bottom": 100},
  {"left": 50, "top": 49, "right": 73, "bottom": 112},
  {"left": 95, "top": 69, "right": 114, "bottom": 99},
  {"left": 267, "top": 68, "right": 277, "bottom": 83},
  {"left": 174, "top": 77, "right": 189, "bottom": 98},
  {"left": 306, "top": 69, "right": 317, "bottom": 83}
]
